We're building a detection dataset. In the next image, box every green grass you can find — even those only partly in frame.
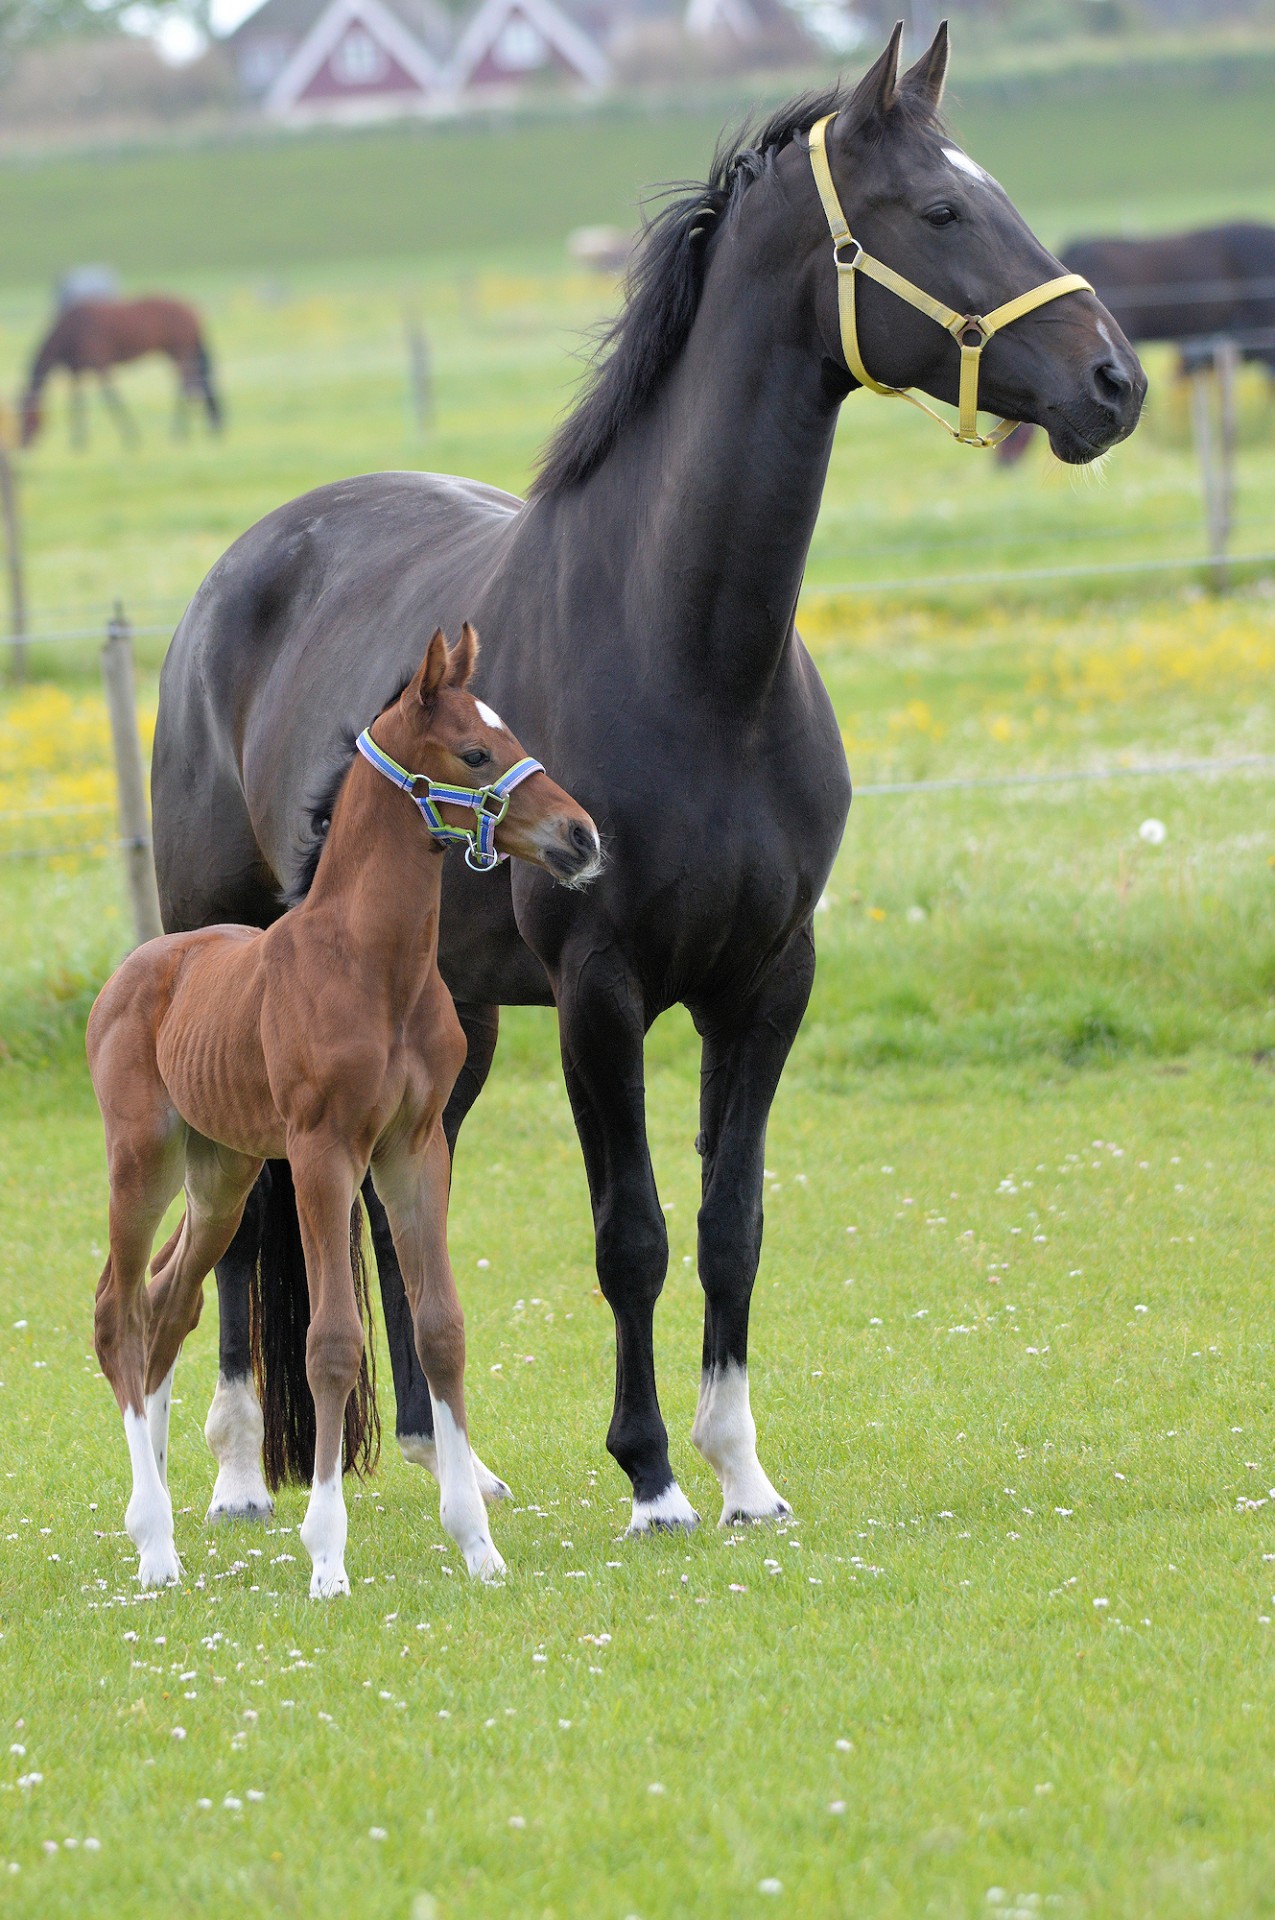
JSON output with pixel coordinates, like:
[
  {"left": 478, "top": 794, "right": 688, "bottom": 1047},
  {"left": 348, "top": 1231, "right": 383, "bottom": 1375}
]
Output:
[{"left": 2, "top": 52, "right": 1275, "bottom": 1918}]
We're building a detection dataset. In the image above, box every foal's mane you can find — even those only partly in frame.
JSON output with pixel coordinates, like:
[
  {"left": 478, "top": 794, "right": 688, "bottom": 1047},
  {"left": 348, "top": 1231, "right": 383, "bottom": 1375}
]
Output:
[
  {"left": 283, "top": 671, "right": 415, "bottom": 908},
  {"left": 532, "top": 79, "right": 940, "bottom": 498}
]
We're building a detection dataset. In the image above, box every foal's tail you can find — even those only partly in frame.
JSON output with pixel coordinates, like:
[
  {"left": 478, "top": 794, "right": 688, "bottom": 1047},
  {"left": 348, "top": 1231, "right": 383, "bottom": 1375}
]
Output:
[
  {"left": 248, "top": 1159, "right": 380, "bottom": 1491},
  {"left": 194, "top": 338, "right": 223, "bottom": 431}
]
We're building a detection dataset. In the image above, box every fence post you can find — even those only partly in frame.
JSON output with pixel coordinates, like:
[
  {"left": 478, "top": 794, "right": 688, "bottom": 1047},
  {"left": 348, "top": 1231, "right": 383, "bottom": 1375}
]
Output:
[
  {"left": 1187, "top": 349, "right": 1236, "bottom": 591},
  {"left": 101, "top": 603, "right": 163, "bottom": 947},
  {"left": 0, "top": 447, "right": 27, "bottom": 684}
]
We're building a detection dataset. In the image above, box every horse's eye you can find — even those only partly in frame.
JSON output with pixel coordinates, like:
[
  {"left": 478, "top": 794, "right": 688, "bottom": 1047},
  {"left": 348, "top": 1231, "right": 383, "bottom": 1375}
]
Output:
[
  {"left": 925, "top": 205, "right": 959, "bottom": 228},
  {"left": 460, "top": 747, "right": 490, "bottom": 770}
]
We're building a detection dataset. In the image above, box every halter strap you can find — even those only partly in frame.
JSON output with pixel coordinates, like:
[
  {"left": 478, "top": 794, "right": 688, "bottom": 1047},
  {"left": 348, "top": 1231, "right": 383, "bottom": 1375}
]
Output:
[
  {"left": 807, "top": 114, "right": 1092, "bottom": 448},
  {"left": 355, "top": 727, "right": 543, "bottom": 872}
]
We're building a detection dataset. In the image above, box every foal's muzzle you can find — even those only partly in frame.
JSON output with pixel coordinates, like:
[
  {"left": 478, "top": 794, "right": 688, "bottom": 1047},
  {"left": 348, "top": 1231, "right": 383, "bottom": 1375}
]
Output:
[{"left": 541, "top": 816, "right": 603, "bottom": 888}]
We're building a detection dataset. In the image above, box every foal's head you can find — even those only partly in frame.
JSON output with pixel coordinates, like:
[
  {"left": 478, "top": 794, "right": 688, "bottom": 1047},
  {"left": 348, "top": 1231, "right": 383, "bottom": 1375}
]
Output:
[{"left": 381, "top": 625, "right": 603, "bottom": 887}]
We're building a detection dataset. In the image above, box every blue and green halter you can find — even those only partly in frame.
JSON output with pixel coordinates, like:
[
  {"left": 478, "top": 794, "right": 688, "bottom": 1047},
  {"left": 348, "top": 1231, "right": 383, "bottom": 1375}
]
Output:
[{"left": 355, "top": 727, "right": 542, "bottom": 872}]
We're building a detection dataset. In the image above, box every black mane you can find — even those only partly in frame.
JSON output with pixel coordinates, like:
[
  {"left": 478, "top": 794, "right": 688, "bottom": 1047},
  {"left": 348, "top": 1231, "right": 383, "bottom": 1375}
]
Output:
[{"left": 532, "top": 84, "right": 855, "bottom": 498}]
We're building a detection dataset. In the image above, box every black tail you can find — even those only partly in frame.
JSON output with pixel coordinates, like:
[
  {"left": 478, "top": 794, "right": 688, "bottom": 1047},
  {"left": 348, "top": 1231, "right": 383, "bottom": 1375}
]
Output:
[
  {"left": 248, "top": 1158, "right": 380, "bottom": 1491},
  {"left": 195, "top": 339, "right": 223, "bottom": 431}
]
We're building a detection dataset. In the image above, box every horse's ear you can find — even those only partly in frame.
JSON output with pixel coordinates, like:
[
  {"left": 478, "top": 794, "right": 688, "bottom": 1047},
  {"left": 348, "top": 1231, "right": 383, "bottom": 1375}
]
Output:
[
  {"left": 413, "top": 627, "right": 450, "bottom": 707},
  {"left": 900, "top": 19, "right": 949, "bottom": 115},
  {"left": 448, "top": 621, "right": 480, "bottom": 689},
  {"left": 842, "top": 21, "right": 903, "bottom": 136}
]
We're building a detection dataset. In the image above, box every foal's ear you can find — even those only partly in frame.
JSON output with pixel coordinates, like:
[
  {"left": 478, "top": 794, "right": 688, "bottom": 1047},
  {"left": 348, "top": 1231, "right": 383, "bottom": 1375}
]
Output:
[
  {"left": 842, "top": 21, "right": 903, "bottom": 136},
  {"left": 414, "top": 627, "right": 450, "bottom": 706},
  {"left": 900, "top": 19, "right": 949, "bottom": 115},
  {"left": 447, "top": 621, "right": 480, "bottom": 690}
]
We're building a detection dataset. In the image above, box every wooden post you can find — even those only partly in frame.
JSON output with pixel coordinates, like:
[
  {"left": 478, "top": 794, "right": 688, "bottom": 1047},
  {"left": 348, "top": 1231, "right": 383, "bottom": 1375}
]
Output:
[
  {"left": 0, "top": 447, "right": 27, "bottom": 684},
  {"left": 101, "top": 604, "right": 163, "bottom": 947},
  {"left": 1187, "top": 345, "right": 1238, "bottom": 592},
  {"left": 404, "top": 306, "right": 433, "bottom": 436}
]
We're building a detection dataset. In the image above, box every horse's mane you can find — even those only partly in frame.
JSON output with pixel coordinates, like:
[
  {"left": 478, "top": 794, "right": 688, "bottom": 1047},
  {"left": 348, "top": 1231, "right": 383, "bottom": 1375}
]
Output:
[
  {"left": 532, "top": 79, "right": 936, "bottom": 498},
  {"left": 282, "top": 671, "right": 415, "bottom": 908}
]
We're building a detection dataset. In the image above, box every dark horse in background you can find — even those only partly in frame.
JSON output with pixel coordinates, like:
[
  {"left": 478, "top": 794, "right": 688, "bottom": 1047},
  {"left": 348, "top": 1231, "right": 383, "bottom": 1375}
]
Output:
[
  {"left": 152, "top": 25, "right": 1143, "bottom": 1537},
  {"left": 997, "top": 222, "right": 1275, "bottom": 464},
  {"left": 20, "top": 295, "right": 222, "bottom": 449}
]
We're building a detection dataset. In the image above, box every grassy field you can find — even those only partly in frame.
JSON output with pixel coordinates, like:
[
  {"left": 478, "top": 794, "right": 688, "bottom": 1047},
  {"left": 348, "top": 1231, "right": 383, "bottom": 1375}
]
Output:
[{"left": 2, "top": 53, "right": 1275, "bottom": 1920}]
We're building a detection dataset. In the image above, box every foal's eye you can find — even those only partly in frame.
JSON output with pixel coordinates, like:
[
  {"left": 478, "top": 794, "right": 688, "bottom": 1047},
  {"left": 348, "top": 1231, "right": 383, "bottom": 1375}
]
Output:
[
  {"left": 924, "top": 205, "right": 959, "bottom": 228},
  {"left": 460, "top": 747, "right": 490, "bottom": 770}
]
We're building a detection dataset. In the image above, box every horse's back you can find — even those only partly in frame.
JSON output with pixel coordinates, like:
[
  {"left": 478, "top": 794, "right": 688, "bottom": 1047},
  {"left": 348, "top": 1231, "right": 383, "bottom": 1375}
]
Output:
[{"left": 153, "top": 472, "right": 521, "bottom": 931}]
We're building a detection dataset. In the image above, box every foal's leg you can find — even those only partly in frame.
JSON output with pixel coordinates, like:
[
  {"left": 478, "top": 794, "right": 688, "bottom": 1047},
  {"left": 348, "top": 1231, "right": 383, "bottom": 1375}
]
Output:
[
  {"left": 689, "top": 930, "right": 815, "bottom": 1525},
  {"left": 376, "top": 1002, "right": 510, "bottom": 1501},
  {"left": 553, "top": 947, "right": 698, "bottom": 1535},
  {"left": 291, "top": 1138, "right": 365, "bottom": 1599},
  {"left": 373, "top": 1135, "right": 504, "bottom": 1581},
  {"left": 93, "top": 1105, "right": 187, "bottom": 1587},
  {"left": 145, "top": 1137, "right": 263, "bottom": 1494},
  {"left": 69, "top": 374, "right": 88, "bottom": 450},
  {"left": 99, "top": 375, "right": 138, "bottom": 447},
  {"left": 205, "top": 1168, "right": 274, "bottom": 1523}
]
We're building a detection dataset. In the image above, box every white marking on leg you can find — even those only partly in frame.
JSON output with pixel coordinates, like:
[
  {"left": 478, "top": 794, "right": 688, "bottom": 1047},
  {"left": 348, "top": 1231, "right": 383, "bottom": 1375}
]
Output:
[
  {"left": 204, "top": 1373, "right": 273, "bottom": 1522},
  {"left": 399, "top": 1431, "right": 512, "bottom": 1504},
  {"left": 300, "top": 1467, "right": 350, "bottom": 1598},
  {"left": 627, "top": 1482, "right": 700, "bottom": 1535},
  {"left": 691, "top": 1362, "right": 790, "bottom": 1526},
  {"left": 431, "top": 1397, "right": 504, "bottom": 1581},
  {"left": 124, "top": 1407, "right": 181, "bottom": 1587},
  {"left": 145, "top": 1363, "right": 175, "bottom": 1489}
]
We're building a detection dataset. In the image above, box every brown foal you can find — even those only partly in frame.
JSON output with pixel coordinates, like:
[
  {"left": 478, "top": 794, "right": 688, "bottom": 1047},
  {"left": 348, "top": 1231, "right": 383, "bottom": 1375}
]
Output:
[{"left": 88, "top": 625, "right": 600, "bottom": 1596}]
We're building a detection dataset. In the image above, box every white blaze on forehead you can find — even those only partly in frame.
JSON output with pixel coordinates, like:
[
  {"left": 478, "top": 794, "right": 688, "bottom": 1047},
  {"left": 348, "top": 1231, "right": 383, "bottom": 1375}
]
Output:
[
  {"left": 475, "top": 700, "right": 505, "bottom": 731},
  {"left": 943, "top": 146, "right": 990, "bottom": 183}
]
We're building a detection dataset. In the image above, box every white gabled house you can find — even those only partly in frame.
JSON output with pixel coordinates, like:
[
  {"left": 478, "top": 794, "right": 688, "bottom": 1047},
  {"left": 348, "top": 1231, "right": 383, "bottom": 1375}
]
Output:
[
  {"left": 261, "top": 0, "right": 451, "bottom": 121},
  {"left": 444, "top": 0, "right": 611, "bottom": 97}
]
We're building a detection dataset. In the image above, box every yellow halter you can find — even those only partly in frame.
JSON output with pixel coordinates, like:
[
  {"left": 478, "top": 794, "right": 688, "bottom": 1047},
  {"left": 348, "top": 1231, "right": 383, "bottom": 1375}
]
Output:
[{"left": 807, "top": 113, "right": 1093, "bottom": 449}]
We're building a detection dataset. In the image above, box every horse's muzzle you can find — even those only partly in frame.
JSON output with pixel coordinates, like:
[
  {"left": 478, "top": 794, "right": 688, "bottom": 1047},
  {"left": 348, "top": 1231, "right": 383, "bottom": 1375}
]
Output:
[
  {"left": 1048, "top": 343, "right": 1146, "bottom": 464},
  {"left": 541, "top": 816, "right": 604, "bottom": 889}
]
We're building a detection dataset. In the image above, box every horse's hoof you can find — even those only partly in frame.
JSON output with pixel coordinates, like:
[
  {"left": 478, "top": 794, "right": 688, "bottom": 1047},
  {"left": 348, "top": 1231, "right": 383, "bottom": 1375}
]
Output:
[
  {"left": 626, "top": 1485, "right": 700, "bottom": 1536},
  {"left": 137, "top": 1547, "right": 182, "bottom": 1589},
  {"left": 721, "top": 1497, "right": 793, "bottom": 1527},
  {"left": 464, "top": 1543, "right": 507, "bottom": 1583},
  {"left": 206, "top": 1496, "right": 273, "bottom": 1525},
  {"left": 397, "top": 1433, "right": 438, "bottom": 1473},
  {"left": 473, "top": 1458, "right": 513, "bottom": 1505},
  {"left": 309, "top": 1566, "right": 350, "bottom": 1599}
]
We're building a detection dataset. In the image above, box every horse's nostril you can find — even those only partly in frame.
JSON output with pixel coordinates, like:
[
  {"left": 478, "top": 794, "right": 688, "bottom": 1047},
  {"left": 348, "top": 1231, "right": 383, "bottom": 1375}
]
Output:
[
  {"left": 1094, "top": 359, "right": 1133, "bottom": 404},
  {"left": 568, "top": 820, "right": 595, "bottom": 858}
]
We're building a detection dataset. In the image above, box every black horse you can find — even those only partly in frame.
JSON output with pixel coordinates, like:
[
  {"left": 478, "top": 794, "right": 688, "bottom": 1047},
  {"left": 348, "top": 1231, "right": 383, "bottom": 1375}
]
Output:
[
  {"left": 997, "top": 221, "right": 1275, "bottom": 463},
  {"left": 152, "top": 24, "right": 1143, "bottom": 1536}
]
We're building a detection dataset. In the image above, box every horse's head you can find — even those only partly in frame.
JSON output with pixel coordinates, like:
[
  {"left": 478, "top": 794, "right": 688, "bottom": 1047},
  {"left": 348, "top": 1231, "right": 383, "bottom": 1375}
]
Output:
[
  {"left": 391, "top": 625, "right": 602, "bottom": 887},
  {"left": 18, "top": 391, "right": 42, "bottom": 449},
  {"left": 799, "top": 22, "right": 1145, "bottom": 462}
]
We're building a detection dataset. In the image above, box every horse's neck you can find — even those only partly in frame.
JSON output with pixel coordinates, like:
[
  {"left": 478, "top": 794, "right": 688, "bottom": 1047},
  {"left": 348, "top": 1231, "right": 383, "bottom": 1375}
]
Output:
[
  {"left": 27, "top": 322, "right": 68, "bottom": 393},
  {"left": 301, "top": 758, "right": 444, "bottom": 998},
  {"left": 546, "top": 192, "right": 842, "bottom": 700}
]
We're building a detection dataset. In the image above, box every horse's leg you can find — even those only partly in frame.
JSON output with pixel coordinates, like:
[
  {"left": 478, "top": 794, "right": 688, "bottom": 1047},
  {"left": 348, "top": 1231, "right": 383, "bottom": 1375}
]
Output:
[
  {"left": 205, "top": 1167, "right": 274, "bottom": 1523},
  {"left": 145, "top": 1137, "right": 263, "bottom": 1494},
  {"left": 689, "top": 929, "right": 815, "bottom": 1525},
  {"left": 93, "top": 1100, "right": 187, "bottom": 1588},
  {"left": 376, "top": 1001, "right": 510, "bottom": 1502},
  {"left": 372, "top": 1133, "right": 503, "bottom": 1581},
  {"left": 554, "top": 947, "right": 697, "bottom": 1534},
  {"left": 69, "top": 374, "right": 87, "bottom": 450},
  {"left": 291, "top": 1137, "right": 364, "bottom": 1599},
  {"left": 99, "top": 375, "right": 139, "bottom": 447}
]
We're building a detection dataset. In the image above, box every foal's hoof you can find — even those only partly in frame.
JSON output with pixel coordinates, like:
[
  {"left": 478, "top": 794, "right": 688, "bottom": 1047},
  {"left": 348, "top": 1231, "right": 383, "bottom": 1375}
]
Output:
[
  {"left": 626, "top": 1484, "right": 701, "bottom": 1537},
  {"left": 721, "top": 1497, "right": 793, "bottom": 1527},
  {"left": 137, "top": 1545, "right": 183, "bottom": 1589},
  {"left": 206, "top": 1494, "right": 273, "bottom": 1526},
  {"left": 309, "top": 1565, "right": 351, "bottom": 1600},
  {"left": 399, "top": 1434, "right": 513, "bottom": 1506},
  {"left": 464, "top": 1542, "right": 507, "bottom": 1584},
  {"left": 473, "top": 1457, "right": 513, "bottom": 1506}
]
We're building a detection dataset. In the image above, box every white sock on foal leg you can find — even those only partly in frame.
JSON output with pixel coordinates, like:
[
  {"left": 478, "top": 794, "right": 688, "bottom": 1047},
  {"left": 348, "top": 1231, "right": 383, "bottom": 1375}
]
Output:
[
  {"left": 627, "top": 1482, "right": 700, "bottom": 1535},
  {"left": 430, "top": 1396, "right": 505, "bottom": 1582},
  {"left": 145, "top": 1363, "right": 175, "bottom": 1488},
  {"left": 300, "top": 1468, "right": 349, "bottom": 1599},
  {"left": 204, "top": 1373, "right": 274, "bottom": 1522},
  {"left": 125, "top": 1406, "right": 181, "bottom": 1587},
  {"left": 398, "top": 1432, "right": 512, "bottom": 1505},
  {"left": 691, "top": 1362, "right": 791, "bottom": 1525}
]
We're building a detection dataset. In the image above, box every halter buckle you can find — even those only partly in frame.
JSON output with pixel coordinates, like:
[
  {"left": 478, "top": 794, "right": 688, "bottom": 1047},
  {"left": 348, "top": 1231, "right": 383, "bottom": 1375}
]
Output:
[{"left": 476, "top": 786, "right": 510, "bottom": 822}]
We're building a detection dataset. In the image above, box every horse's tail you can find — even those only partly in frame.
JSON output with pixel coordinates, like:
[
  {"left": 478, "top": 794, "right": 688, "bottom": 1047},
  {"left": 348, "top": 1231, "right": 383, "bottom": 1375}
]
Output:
[
  {"left": 248, "top": 1158, "right": 380, "bottom": 1491},
  {"left": 195, "top": 338, "right": 223, "bottom": 431}
]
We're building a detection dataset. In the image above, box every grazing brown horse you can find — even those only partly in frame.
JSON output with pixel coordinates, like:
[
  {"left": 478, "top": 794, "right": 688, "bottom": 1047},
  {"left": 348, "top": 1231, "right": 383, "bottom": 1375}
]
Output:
[
  {"left": 87, "top": 626, "right": 601, "bottom": 1596},
  {"left": 20, "top": 295, "right": 222, "bottom": 449}
]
